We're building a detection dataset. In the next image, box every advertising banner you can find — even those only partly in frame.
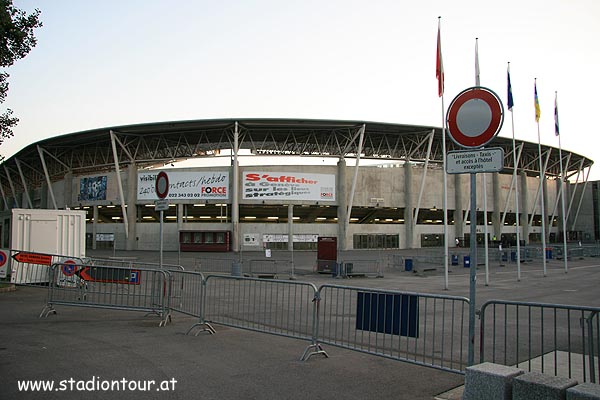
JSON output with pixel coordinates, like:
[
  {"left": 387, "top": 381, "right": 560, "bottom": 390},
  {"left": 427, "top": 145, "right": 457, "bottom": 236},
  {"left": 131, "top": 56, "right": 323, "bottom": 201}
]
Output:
[
  {"left": 243, "top": 172, "right": 335, "bottom": 201},
  {"left": 79, "top": 176, "right": 107, "bottom": 201},
  {"left": 137, "top": 171, "right": 229, "bottom": 200}
]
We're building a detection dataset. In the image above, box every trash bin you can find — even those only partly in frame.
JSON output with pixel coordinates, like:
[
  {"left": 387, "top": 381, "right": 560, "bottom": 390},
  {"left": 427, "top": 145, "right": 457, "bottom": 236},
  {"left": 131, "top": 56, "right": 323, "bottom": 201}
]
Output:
[
  {"left": 332, "top": 263, "right": 339, "bottom": 277},
  {"left": 545, "top": 248, "right": 553, "bottom": 259},
  {"left": 231, "top": 262, "right": 241, "bottom": 277},
  {"left": 510, "top": 251, "right": 517, "bottom": 262},
  {"left": 501, "top": 252, "right": 508, "bottom": 262},
  {"left": 451, "top": 255, "right": 459, "bottom": 266},
  {"left": 463, "top": 256, "right": 470, "bottom": 268},
  {"left": 405, "top": 259, "right": 413, "bottom": 272}
]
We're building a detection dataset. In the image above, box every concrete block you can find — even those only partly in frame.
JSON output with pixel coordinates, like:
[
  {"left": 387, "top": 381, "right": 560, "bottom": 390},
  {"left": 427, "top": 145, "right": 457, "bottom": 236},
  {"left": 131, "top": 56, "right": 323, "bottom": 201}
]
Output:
[
  {"left": 567, "top": 383, "right": 600, "bottom": 400},
  {"left": 512, "top": 371, "right": 578, "bottom": 400},
  {"left": 462, "top": 362, "right": 524, "bottom": 400}
]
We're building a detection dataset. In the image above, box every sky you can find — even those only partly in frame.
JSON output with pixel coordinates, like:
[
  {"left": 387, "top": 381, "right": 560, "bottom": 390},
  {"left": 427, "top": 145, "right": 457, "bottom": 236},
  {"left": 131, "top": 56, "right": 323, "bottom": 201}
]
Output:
[{"left": 4, "top": 0, "right": 600, "bottom": 179}]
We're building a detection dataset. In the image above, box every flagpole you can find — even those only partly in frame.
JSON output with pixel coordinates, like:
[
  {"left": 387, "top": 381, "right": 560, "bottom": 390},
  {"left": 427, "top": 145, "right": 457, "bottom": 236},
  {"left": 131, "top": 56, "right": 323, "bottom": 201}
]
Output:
[
  {"left": 475, "top": 38, "right": 490, "bottom": 286},
  {"left": 437, "top": 17, "right": 449, "bottom": 290},
  {"left": 508, "top": 62, "right": 522, "bottom": 281},
  {"left": 535, "top": 78, "right": 548, "bottom": 276},
  {"left": 556, "top": 91, "right": 568, "bottom": 273}
]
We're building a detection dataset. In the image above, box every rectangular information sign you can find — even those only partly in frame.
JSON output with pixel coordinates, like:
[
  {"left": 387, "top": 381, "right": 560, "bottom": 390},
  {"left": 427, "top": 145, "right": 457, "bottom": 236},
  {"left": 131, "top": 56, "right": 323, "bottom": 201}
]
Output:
[
  {"left": 154, "top": 199, "right": 169, "bottom": 211},
  {"left": 356, "top": 292, "right": 419, "bottom": 337},
  {"left": 446, "top": 147, "right": 504, "bottom": 174}
]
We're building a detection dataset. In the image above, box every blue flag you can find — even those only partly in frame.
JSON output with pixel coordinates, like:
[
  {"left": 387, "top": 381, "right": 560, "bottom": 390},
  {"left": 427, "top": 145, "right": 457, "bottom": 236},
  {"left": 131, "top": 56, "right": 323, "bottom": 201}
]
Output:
[{"left": 507, "top": 66, "right": 514, "bottom": 111}]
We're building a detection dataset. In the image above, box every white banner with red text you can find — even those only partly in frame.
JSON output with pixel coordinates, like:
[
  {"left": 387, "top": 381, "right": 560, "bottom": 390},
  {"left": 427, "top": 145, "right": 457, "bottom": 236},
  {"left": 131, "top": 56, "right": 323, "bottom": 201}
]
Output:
[{"left": 243, "top": 172, "right": 335, "bottom": 201}]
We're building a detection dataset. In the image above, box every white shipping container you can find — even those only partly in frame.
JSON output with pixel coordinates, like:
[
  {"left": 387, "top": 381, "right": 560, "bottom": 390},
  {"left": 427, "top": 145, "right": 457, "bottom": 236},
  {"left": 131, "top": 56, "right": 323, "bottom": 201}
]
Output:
[{"left": 10, "top": 209, "right": 86, "bottom": 284}]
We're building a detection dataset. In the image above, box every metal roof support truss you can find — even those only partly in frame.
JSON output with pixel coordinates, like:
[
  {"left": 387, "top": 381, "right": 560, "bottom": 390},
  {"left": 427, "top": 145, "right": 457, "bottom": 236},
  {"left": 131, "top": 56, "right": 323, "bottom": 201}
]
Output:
[{"left": 37, "top": 146, "right": 58, "bottom": 210}]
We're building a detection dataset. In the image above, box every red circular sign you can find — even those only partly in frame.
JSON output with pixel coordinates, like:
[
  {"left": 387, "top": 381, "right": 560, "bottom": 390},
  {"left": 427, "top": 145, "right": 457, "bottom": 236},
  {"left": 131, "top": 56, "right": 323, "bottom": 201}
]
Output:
[
  {"left": 155, "top": 171, "right": 169, "bottom": 199},
  {"left": 0, "top": 251, "right": 7, "bottom": 267},
  {"left": 61, "top": 259, "right": 77, "bottom": 276},
  {"left": 446, "top": 87, "right": 504, "bottom": 148}
]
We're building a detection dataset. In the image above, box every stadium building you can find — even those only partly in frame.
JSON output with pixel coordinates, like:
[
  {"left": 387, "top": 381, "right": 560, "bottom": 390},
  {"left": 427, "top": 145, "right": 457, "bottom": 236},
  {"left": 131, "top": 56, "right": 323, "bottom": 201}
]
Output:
[{"left": 0, "top": 118, "right": 595, "bottom": 253}]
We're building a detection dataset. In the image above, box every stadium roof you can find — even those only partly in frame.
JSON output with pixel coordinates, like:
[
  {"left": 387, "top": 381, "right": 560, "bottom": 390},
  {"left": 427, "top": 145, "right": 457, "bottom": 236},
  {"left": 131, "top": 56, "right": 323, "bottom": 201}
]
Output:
[{"left": 0, "top": 118, "right": 593, "bottom": 193}]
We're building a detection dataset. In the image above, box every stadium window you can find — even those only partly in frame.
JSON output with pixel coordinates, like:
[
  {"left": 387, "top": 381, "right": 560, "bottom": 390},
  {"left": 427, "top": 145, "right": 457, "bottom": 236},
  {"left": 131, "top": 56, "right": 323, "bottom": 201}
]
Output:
[
  {"left": 421, "top": 234, "right": 444, "bottom": 247},
  {"left": 353, "top": 234, "right": 399, "bottom": 249}
]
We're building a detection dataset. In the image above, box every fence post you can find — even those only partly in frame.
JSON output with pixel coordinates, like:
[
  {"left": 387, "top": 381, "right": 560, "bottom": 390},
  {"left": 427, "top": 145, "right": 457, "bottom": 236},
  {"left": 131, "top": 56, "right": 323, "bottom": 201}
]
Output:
[
  {"left": 300, "top": 289, "right": 328, "bottom": 361},
  {"left": 479, "top": 303, "right": 487, "bottom": 364},
  {"left": 158, "top": 270, "right": 172, "bottom": 327},
  {"left": 586, "top": 311, "right": 598, "bottom": 383},
  {"left": 185, "top": 275, "right": 215, "bottom": 335}
]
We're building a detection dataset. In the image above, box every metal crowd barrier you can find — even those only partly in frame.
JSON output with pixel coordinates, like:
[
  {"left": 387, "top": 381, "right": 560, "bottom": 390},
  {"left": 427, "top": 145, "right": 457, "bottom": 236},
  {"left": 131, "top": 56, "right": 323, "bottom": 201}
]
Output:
[
  {"left": 168, "top": 270, "right": 205, "bottom": 319},
  {"left": 337, "top": 259, "right": 383, "bottom": 278},
  {"left": 248, "top": 259, "right": 279, "bottom": 278},
  {"left": 479, "top": 300, "right": 600, "bottom": 383},
  {"left": 199, "top": 275, "right": 323, "bottom": 355},
  {"left": 315, "top": 284, "right": 470, "bottom": 373},
  {"left": 9, "top": 249, "right": 85, "bottom": 287},
  {"left": 40, "top": 263, "right": 172, "bottom": 327},
  {"left": 193, "top": 257, "right": 239, "bottom": 274},
  {"left": 87, "top": 257, "right": 184, "bottom": 271}
]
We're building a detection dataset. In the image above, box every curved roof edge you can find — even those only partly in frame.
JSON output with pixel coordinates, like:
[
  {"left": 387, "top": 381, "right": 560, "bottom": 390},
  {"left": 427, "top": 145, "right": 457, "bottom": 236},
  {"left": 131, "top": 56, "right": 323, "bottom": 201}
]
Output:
[{"left": 0, "top": 118, "right": 593, "bottom": 194}]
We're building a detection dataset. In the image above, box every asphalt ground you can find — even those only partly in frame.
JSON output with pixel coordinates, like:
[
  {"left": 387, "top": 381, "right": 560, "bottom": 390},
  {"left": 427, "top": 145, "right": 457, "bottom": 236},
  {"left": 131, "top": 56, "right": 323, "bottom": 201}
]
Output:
[{"left": 1, "top": 249, "right": 599, "bottom": 400}]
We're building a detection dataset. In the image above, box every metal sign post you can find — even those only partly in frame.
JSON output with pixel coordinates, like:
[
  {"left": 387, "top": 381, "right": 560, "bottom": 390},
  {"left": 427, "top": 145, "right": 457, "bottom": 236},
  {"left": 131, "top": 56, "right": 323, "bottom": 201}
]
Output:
[
  {"left": 155, "top": 171, "right": 170, "bottom": 268},
  {"left": 446, "top": 86, "right": 504, "bottom": 366}
]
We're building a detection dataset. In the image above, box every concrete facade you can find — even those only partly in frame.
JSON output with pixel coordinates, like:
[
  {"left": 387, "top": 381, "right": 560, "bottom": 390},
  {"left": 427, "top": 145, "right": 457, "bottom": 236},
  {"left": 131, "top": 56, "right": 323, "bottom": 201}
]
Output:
[{"left": 2, "top": 159, "right": 586, "bottom": 253}]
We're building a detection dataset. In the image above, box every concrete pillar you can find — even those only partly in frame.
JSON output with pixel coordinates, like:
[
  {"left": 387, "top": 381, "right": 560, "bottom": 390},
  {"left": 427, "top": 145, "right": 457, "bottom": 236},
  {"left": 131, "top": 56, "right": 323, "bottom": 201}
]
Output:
[
  {"left": 288, "top": 204, "right": 293, "bottom": 251},
  {"left": 177, "top": 204, "right": 184, "bottom": 228},
  {"left": 404, "top": 162, "right": 414, "bottom": 248},
  {"left": 40, "top": 182, "right": 48, "bottom": 209},
  {"left": 337, "top": 158, "right": 347, "bottom": 250},
  {"left": 543, "top": 177, "right": 549, "bottom": 241},
  {"left": 454, "top": 174, "right": 463, "bottom": 242},
  {"left": 126, "top": 164, "right": 137, "bottom": 250},
  {"left": 492, "top": 172, "right": 502, "bottom": 240},
  {"left": 64, "top": 171, "right": 73, "bottom": 209},
  {"left": 92, "top": 205, "right": 98, "bottom": 250},
  {"left": 556, "top": 179, "right": 566, "bottom": 243},
  {"left": 520, "top": 172, "right": 530, "bottom": 244}
]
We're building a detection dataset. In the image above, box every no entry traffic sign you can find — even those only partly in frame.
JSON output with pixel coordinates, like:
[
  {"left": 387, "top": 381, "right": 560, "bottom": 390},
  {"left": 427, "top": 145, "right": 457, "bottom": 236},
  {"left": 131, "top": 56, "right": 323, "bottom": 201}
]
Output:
[
  {"left": 155, "top": 171, "right": 169, "bottom": 199},
  {"left": 446, "top": 87, "right": 504, "bottom": 149}
]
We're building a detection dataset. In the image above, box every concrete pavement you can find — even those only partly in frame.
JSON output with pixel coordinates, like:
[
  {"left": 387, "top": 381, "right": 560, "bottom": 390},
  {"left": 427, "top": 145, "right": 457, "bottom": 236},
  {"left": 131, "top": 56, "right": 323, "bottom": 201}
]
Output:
[{"left": 1, "top": 249, "right": 599, "bottom": 399}]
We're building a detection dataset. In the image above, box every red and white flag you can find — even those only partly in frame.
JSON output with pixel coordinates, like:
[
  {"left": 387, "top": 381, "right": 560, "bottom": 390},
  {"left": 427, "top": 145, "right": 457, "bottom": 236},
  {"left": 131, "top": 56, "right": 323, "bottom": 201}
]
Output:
[{"left": 436, "top": 20, "right": 444, "bottom": 97}]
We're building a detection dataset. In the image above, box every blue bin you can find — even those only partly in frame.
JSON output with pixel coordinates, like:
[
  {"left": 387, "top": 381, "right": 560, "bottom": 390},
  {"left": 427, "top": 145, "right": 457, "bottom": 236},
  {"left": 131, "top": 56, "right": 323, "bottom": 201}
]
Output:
[
  {"left": 405, "top": 259, "right": 413, "bottom": 272},
  {"left": 511, "top": 251, "right": 517, "bottom": 262},
  {"left": 545, "top": 248, "right": 553, "bottom": 259},
  {"left": 501, "top": 252, "right": 508, "bottom": 262},
  {"left": 332, "top": 263, "right": 339, "bottom": 277},
  {"left": 231, "top": 262, "right": 241, "bottom": 277},
  {"left": 451, "top": 255, "right": 459, "bottom": 266},
  {"left": 463, "top": 256, "right": 470, "bottom": 268}
]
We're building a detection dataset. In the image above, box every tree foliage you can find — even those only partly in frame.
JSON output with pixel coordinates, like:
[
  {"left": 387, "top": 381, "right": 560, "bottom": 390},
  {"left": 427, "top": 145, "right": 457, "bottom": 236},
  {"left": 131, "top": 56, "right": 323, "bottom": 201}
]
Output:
[{"left": 0, "top": 0, "right": 42, "bottom": 149}]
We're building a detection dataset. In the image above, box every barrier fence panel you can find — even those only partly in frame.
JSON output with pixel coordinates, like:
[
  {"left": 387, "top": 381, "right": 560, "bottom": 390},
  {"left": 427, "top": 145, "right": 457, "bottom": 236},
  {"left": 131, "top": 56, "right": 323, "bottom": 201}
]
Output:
[
  {"left": 9, "top": 249, "right": 85, "bottom": 287},
  {"left": 202, "top": 275, "right": 319, "bottom": 345},
  {"left": 316, "top": 284, "right": 469, "bottom": 374},
  {"left": 193, "top": 258, "right": 241, "bottom": 274},
  {"left": 87, "top": 257, "right": 184, "bottom": 271},
  {"left": 248, "top": 259, "right": 279, "bottom": 278},
  {"left": 167, "top": 270, "right": 205, "bottom": 318},
  {"left": 479, "top": 300, "right": 600, "bottom": 383},
  {"left": 40, "top": 263, "right": 171, "bottom": 326},
  {"left": 339, "top": 260, "right": 383, "bottom": 278}
]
